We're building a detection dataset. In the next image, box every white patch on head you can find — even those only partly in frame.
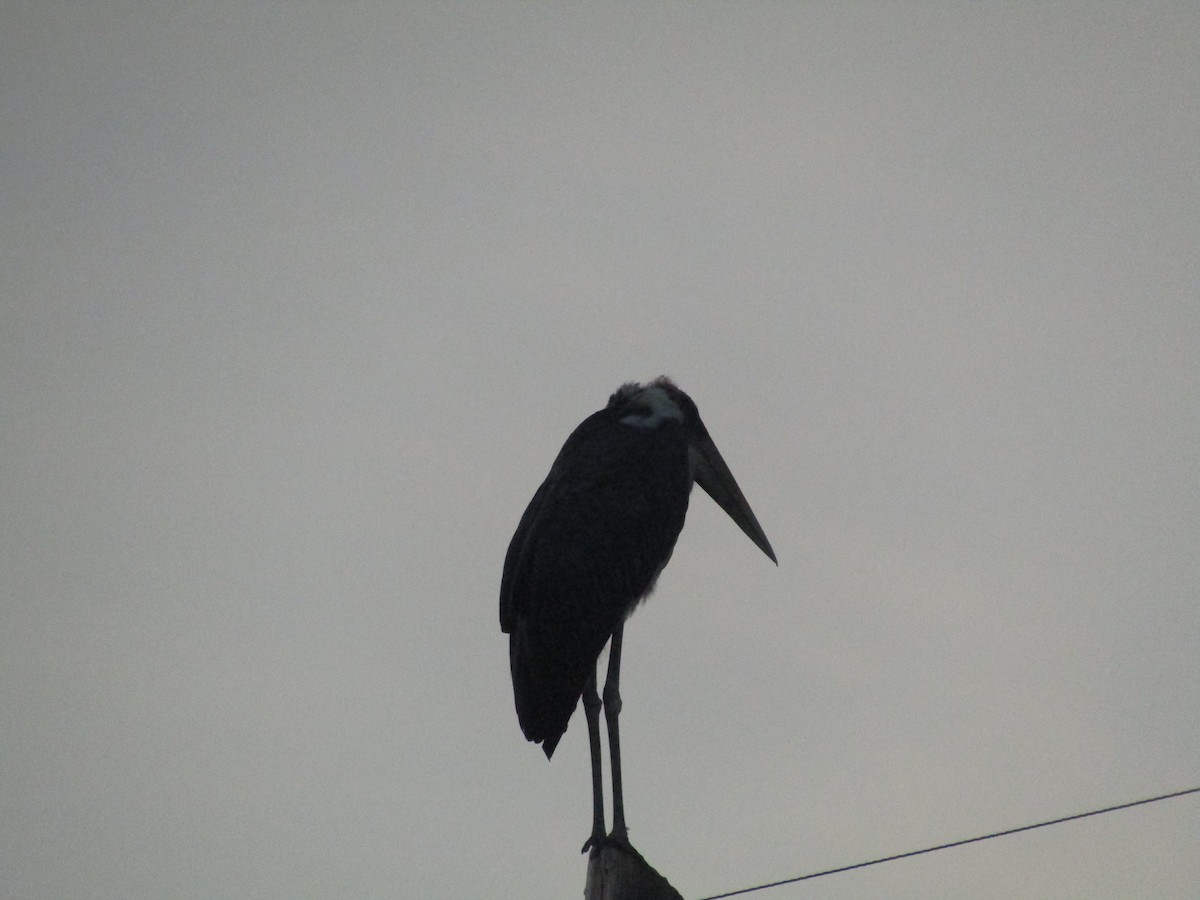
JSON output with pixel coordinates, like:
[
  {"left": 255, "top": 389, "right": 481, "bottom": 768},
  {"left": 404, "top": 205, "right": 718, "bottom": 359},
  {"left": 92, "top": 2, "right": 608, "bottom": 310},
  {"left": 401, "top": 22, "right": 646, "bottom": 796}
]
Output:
[{"left": 619, "top": 385, "right": 684, "bottom": 428}]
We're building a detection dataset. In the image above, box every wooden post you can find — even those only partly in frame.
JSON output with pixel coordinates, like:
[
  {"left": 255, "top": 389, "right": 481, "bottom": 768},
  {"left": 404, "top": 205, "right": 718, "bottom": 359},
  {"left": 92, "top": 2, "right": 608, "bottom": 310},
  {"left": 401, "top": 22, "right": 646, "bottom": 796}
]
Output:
[{"left": 584, "top": 842, "right": 684, "bottom": 900}]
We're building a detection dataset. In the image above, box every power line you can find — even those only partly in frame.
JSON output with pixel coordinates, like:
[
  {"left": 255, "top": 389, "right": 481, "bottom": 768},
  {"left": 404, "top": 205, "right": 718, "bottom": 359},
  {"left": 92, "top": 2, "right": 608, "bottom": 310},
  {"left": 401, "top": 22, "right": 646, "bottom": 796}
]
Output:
[{"left": 697, "top": 785, "right": 1200, "bottom": 900}]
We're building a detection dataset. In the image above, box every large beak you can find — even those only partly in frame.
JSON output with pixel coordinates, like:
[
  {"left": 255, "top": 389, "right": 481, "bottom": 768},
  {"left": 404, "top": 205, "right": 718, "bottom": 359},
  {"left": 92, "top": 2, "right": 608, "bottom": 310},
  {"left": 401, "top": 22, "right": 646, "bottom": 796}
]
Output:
[{"left": 688, "top": 430, "right": 777, "bottom": 564}]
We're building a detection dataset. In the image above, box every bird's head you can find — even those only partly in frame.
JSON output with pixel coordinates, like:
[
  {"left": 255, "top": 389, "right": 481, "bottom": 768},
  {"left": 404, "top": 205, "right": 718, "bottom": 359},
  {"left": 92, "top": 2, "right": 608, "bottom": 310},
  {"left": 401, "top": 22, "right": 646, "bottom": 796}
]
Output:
[{"left": 607, "top": 377, "right": 777, "bottom": 564}]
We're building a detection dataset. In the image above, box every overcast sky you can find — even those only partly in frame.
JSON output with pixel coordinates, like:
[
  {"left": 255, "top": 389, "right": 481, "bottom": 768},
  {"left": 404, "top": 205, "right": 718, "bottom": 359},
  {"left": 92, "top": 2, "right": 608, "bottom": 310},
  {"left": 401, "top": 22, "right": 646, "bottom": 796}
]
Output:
[{"left": 3, "top": 4, "right": 1198, "bottom": 899}]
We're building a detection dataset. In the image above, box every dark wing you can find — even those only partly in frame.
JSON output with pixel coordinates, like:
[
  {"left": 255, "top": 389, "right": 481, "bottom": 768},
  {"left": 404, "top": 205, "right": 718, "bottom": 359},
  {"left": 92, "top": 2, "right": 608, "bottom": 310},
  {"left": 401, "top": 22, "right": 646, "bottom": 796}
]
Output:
[
  {"left": 499, "top": 477, "right": 550, "bottom": 634},
  {"left": 499, "top": 412, "right": 691, "bottom": 758}
]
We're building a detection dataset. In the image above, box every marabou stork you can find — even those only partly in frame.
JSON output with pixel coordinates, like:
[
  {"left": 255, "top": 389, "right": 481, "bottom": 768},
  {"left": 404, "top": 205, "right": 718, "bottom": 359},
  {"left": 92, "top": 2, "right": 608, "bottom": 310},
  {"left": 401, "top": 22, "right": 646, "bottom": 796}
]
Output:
[{"left": 500, "top": 377, "right": 776, "bottom": 852}]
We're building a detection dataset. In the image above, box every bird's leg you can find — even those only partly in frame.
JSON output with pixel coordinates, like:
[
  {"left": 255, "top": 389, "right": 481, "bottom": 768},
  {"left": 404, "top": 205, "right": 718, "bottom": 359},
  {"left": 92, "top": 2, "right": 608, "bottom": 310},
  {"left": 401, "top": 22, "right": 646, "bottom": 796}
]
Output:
[
  {"left": 603, "top": 622, "right": 629, "bottom": 846},
  {"left": 581, "top": 668, "right": 606, "bottom": 854}
]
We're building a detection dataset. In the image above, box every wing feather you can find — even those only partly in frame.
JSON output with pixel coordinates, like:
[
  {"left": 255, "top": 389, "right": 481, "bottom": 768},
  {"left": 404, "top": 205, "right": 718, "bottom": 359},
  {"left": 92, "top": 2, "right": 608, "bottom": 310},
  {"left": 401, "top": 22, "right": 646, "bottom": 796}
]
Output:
[{"left": 498, "top": 412, "right": 690, "bottom": 757}]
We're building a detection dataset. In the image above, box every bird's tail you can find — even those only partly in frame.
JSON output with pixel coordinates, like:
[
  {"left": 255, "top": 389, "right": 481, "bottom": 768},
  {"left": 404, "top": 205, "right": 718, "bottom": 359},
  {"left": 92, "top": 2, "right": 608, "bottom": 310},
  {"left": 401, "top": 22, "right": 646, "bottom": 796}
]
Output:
[{"left": 509, "top": 625, "right": 589, "bottom": 759}]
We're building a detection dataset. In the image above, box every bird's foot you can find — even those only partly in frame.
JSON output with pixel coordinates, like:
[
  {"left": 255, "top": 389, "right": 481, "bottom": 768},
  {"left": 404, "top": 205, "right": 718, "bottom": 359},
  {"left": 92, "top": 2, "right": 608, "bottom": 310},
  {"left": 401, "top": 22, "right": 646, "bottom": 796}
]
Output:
[{"left": 581, "top": 828, "right": 632, "bottom": 856}]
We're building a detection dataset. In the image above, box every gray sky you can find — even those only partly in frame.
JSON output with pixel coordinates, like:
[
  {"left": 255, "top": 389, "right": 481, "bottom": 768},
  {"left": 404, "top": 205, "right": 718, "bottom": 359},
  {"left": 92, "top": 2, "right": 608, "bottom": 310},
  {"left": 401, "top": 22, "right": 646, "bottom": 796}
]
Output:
[{"left": 3, "top": 4, "right": 1198, "bottom": 898}]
